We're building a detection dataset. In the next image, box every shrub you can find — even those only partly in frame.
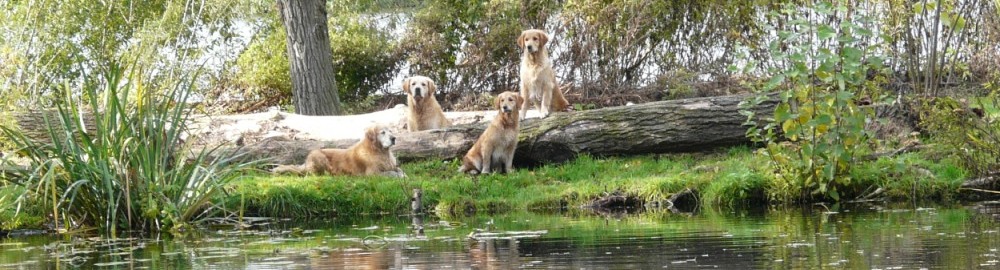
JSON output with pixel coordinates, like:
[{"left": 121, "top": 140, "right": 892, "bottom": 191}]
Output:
[
  {"left": 0, "top": 62, "right": 258, "bottom": 236},
  {"left": 740, "top": 2, "right": 885, "bottom": 202},
  {"left": 918, "top": 94, "right": 1000, "bottom": 177}
]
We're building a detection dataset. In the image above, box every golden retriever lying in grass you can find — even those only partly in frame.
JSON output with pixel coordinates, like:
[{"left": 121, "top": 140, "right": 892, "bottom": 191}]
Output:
[
  {"left": 459, "top": 91, "right": 523, "bottom": 174},
  {"left": 403, "top": 75, "right": 451, "bottom": 131},
  {"left": 518, "top": 29, "right": 569, "bottom": 119},
  {"left": 272, "top": 125, "right": 406, "bottom": 178}
]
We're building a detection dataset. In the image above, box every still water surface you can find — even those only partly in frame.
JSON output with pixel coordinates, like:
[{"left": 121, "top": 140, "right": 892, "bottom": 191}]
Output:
[{"left": 2, "top": 203, "right": 1000, "bottom": 269}]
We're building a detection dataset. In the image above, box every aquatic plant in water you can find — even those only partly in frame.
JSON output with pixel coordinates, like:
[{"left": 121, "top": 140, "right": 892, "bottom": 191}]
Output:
[{"left": 0, "top": 62, "right": 258, "bottom": 236}]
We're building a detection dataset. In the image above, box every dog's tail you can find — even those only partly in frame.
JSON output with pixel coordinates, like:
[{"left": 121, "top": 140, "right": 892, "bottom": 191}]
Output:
[
  {"left": 457, "top": 157, "right": 481, "bottom": 175},
  {"left": 272, "top": 164, "right": 306, "bottom": 175}
]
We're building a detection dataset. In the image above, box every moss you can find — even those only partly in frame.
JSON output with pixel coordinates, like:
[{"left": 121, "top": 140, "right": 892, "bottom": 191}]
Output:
[{"left": 225, "top": 145, "right": 969, "bottom": 219}]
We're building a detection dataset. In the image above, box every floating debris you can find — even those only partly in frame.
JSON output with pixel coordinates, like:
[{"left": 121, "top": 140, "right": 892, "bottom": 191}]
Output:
[{"left": 468, "top": 230, "right": 548, "bottom": 241}]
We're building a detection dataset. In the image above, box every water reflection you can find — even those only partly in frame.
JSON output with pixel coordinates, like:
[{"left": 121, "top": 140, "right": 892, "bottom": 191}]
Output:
[{"left": 3, "top": 203, "right": 1000, "bottom": 269}]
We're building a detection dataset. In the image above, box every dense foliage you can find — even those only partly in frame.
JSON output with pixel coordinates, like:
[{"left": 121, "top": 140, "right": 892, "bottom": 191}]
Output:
[
  {"left": 1, "top": 63, "right": 257, "bottom": 235},
  {"left": 740, "top": 2, "right": 886, "bottom": 201}
]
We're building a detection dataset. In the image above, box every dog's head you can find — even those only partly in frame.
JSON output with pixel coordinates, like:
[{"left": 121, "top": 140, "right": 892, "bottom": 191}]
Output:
[
  {"left": 517, "top": 29, "right": 549, "bottom": 54},
  {"left": 402, "top": 76, "right": 436, "bottom": 102},
  {"left": 494, "top": 91, "right": 523, "bottom": 114},
  {"left": 365, "top": 125, "right": 397, "bottom": 149}
]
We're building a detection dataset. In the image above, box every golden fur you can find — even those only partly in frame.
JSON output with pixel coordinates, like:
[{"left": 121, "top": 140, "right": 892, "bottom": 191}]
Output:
[
  {"left": 403, "top": 75, "right": 451, "bottom": 131},
  {"left": 517, "top": 29, "right": 569, "bottom": 119},
  {"left": 459, "top": 92, "right": 523, "bottom": 174},
  {"left": 272, "top": 125, "right": 406, "bottom": 178}
]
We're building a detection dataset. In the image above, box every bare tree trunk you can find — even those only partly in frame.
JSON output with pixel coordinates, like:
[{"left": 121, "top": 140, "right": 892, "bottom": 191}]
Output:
[{"left": 278, "top": 0, "right": 341, "bottom": 115}]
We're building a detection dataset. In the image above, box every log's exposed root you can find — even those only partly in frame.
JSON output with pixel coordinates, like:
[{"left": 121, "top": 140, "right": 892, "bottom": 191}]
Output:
[
  {"left": 961, "top": 171, "right": 1000, "bottom": 189},
  {"left": 585, "top": 188, "right": 700, "bottom": 214},
  {"left": 584, "top": 190, "right": 642, "bottom": 210},
  {"left": 959, "top": 171, "right": 1000, "bottom": 200}
]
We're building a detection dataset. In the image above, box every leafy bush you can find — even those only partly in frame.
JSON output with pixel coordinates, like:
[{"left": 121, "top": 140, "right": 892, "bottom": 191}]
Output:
[
  {"left": 229, "top": 5, "right": 403, "bottom": 113},
  {"left": 740, "top": 2, "right": 885, "bottom": 202},
  {"left": 0, "top": 62, "right": 258, "bottom": 236},
  {"left": 918, "top": 94, "right": 1000, "bottom": 177}
]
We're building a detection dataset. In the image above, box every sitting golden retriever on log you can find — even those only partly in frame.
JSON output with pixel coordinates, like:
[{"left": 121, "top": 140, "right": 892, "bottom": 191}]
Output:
[
  {"left": 518, "top": 29, "right": 569, "bottom": 119},
  {"left": 272, "top": 125, "right": 406, "bottom": 178}
]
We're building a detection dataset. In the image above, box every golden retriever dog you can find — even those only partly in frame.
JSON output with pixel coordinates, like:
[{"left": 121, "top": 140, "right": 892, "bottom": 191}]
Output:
[
  {"left": 272, "top": 125, "right": 406, "bottom": 178},
  {"left": 459, "top": 91, "right": 523, "bottom": 174},
  {"left": 517, "top": 29, "right": 569, "bottom": 120},
  {"left": 403, "top": 75, "right": 451, "bottom": 131}
]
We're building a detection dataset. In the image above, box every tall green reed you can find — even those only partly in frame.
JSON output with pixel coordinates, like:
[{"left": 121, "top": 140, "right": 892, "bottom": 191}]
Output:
[{"left": 0, "top": 62, "right": 258, "bottom": 236}]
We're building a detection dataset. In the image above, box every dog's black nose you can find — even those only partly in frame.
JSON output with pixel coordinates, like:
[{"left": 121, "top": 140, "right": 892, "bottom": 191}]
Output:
[
  {"left": 414, "top": 88, "right": 421, "bottom": 97},
  {"left": 526, "top": 45, "right": 533, "bottom": 51},
  {"left": 390, "top": 137, "right": 396, "bottom": 144}
]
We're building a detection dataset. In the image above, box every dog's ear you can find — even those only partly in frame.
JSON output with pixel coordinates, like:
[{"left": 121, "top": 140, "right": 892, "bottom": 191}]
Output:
[
  {"left": 494, "top": 94, "right": 502, "bottom": 110},
  {"left": 402, "top": 78, "right": 411, "bottom": 95},
  {"left": 365, "top": 126, "right": 378, "bottom": 143},
  {"left": 516, "top": 94, "right": 525, "bottom": 109},
  {"left": 517, "top": 31, "right": 525, "bottom": 49},
  {"left": 428, "top": 78, "right": 437, "bottom": 94},
  {"left": 539, "top": 31, "right": 549, "bottom": 48}
]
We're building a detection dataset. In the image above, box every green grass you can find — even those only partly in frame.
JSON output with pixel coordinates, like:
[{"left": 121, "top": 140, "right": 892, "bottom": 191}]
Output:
[{"left": 226, "top": 145, "right": 969, "bottom": 218}]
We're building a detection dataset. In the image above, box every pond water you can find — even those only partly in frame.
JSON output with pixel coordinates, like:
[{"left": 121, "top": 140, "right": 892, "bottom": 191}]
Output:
[{"left": 3, "top": 203, "right": 1000, "bottom": 269}]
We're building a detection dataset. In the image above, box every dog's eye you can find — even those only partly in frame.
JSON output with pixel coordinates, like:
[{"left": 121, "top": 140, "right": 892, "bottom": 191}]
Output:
[
  {"left": 508, "top": 98, "right": 513, "bottom": 101},
  {"left": 420, "top": 83, "right": 425, "bottom": 86},
  {"left": 532, "top": 37, "right": 537, "bottom": 40}
]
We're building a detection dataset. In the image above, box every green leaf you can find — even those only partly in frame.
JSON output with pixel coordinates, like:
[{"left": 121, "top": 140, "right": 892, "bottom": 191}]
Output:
[
  {"left": 818, "top": 25, "right": 837, "bottom": 40},
  {"left": 814, "top": 114, "right": 834, "bottom": 125},
  {"left": 955, "top": 16, "right": 967, "bottom": 30},
  {"left": 836, "top": 90, "right": 853, "bottom": 101},
  {"left": 775, "top": 103, "right": 792, "bottom": 122},
  {"left": 782, "top": 120, "right": 800, "bottom": 139},
  {"left": 829, "top": 189, "right": 840, "bottom": 201},
  {"left": 843, "top": 47, "right": 863, "bottom": 63},
  {"left": 765, "top": 74, "right": 786, "bottom": 90}
]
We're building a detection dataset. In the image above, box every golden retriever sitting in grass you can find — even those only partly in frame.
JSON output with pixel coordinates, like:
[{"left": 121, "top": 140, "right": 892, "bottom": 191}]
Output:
[
  {"left": 518, "top": 29, "right": 569, "bottom": 120},
  {"left": 459, "top": 91, "right": 523, "bottom": 174},
  {"left": 272, "top": 125, "right": 406, "bottom": 178},
  {"left": 403, "top": 75, "right": 451, "bottom": 131}
]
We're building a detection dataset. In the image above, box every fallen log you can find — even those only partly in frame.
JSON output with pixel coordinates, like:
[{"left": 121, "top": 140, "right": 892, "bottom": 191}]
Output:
[
  {"left": 8, "top": 93, "right": 779, "bottom": 166},
  {"left": 225, "top": 93, "right": 779, "bottom": 166}
]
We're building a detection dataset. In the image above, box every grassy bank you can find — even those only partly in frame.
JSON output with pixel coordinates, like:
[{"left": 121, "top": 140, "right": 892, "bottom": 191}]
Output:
[{"left": 225, "top": 146, "right": 969, "bottom": 218}]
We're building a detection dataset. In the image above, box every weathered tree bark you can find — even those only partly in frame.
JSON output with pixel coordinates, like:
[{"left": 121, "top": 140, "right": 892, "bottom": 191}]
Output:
[
  {"left": 237, "top": 93, "right": 779, "bottom": 166},
  {"left": 8, "top": 111, "right": 97, "bottom": 143},
  {"left": 278, "top": 0, "right": 341, "bottom": 115}
]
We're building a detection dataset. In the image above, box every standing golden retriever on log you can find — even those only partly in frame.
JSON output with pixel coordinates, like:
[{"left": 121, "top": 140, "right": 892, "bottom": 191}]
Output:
[
  {"left": 460, "top": 92, "right": 523, "bottom": 174},
  {"left": 517, "top": 29, "right": 569, "bottom": 119},
  {"left": 403, "top": 75, "right": 451, "bottom": 131},
  {"left": 272, "top": 125, "right": 407, "bottom": 178}
]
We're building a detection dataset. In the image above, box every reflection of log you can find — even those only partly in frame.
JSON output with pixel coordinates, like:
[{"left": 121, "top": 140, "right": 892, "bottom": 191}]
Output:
[{"left": 230, "top": 93, "right": 779, "bottom": 165}]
